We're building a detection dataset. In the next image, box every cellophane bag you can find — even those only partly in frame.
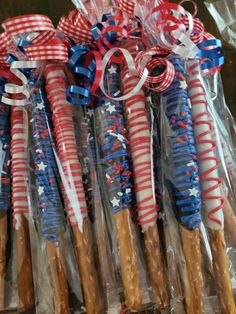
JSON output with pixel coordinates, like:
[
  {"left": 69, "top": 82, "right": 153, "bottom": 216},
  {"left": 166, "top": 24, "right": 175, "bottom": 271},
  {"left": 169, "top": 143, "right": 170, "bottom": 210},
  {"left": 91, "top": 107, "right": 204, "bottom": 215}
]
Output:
[
  {"left": 1, "top": 14, "right": 91, "bottom": 314},
  {"left": 205, "top": 0, "right": 236, "bottom": 48}
]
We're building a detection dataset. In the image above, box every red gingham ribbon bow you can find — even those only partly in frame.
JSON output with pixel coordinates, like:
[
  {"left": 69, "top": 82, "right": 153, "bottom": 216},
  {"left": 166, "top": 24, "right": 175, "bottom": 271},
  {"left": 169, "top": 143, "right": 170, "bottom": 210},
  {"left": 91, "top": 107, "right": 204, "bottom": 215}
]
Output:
[
  {"left": 58, "top": 9, "right": 93, "bottom": 45},
  {"left": 2, "top": 14, "right": 68, "bottom": 62}
]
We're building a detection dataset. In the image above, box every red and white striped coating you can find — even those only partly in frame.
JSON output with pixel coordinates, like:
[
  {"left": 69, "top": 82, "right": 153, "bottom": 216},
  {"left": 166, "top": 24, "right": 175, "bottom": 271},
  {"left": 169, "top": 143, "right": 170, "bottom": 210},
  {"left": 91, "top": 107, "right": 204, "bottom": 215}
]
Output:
[
  {"left": 187, "top": 61, "right": 224, "bottom": 230},
  {"left": 44, "top": 64, "right": 87, "bottom": 225},
  {"left": 121, "top": 43, "right": 158, "bottom": 230},
  {"left": 11, "top": 106, "right": 30, "bottom": 230}
]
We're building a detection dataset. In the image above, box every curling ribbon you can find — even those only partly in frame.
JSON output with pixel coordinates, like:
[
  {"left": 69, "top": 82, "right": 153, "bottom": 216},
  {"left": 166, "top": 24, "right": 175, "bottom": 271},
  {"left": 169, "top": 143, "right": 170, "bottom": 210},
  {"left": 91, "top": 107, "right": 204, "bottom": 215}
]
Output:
[
  {"left": 2, "top": 59, "right": 38, "bottom": 107},
  {"left": 67, "top": 44, "right": 102, "bottom": 105},
  {"left": 1, "top": 14, "right": 68, "bottom": 107},
  {"left": 143, "top": 2, "right": 224, "bottom": 73}
]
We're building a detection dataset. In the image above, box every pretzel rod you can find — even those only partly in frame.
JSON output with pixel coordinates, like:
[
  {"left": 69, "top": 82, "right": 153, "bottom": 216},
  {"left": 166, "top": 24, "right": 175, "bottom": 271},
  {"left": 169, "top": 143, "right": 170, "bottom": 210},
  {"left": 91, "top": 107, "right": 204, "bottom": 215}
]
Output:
[
  {"left": 11, "top": 106, "right": 35, "bottom": 312},
  {"left": 0, "top": 99, "right": 11, "bottom": 309},
  {"left": 0, "top": 215, "right": 7, "bottom": 309},
  {"left": 187, "top": 61, "right": 236, "bottom": 313},
  {"left": 93, "top": 62, "right": 143, "bottom": 311},
  {"left": 44, "top": 64, "right": 103, "bottom": 314},
  {"left": 160, "top": 56, "right": 204, "bottom": 314},
  {"left": 75, "top": 106, "right": 122, "bottom": 312},
  {"left": 120, "top": 45, "right": 169, "bottom": 309},
  {"left": 31, "top": 86, "right": 70, "bottom": 314},
  {"left": 222, "top": 191, "right": 236, "bottom": 248}
]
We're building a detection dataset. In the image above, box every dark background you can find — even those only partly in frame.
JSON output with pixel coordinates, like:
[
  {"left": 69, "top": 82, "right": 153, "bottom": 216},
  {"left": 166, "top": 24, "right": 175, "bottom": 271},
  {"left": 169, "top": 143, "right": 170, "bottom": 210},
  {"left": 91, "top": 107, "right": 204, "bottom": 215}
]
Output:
[{"left": 0, "top": 0, "right": 236, "bottom": 118}]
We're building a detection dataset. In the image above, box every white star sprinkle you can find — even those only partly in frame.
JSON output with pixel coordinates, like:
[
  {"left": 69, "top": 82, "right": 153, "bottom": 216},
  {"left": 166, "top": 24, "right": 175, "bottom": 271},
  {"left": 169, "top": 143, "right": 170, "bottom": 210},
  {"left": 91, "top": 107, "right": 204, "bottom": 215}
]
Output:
[
  {"left": 37, "top": 162, "right": 47, "bottom": 171},
  {"left": 125, "top": 188, "right": 131, "bottom": 194},
  {"left": 87, "top": 109, "right": 94, "bottom": 118},
  {"left": 187, "top": 161, "right": 195, "bottom": 167},
  {"left": 36, "top": 102, "right": 45, "bottom": 110},
  {"left": 111, "top": 197, "right": 120, "bottom": 207},
  {"left": 108, "top": 65, "right": 117, "bottom": 74},
  {"left": 36, "top": 149, "right": 43, "bottom": 154},
  {"left": 38, "top": 186, "right": 44, "bottom": 196},
  {"left": 179, "top": 80, "right": 187, "bottom": 90},
  {"left": 189, "top": 188, "right": 198, "bottom": 197},
  {"left": 106, "top": 103, "right": 116, "bottom": 114}
]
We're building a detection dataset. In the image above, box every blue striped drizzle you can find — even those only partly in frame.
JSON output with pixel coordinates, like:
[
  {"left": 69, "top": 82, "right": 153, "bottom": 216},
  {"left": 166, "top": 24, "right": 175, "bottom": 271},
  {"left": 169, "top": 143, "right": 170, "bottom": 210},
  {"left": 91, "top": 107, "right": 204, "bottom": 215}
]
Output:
[
  {"left": 0, "top": 77, "right": 11, "bottom": 214},
  {"left": 162, "top": 56, "right": 201, "bottom": 230},
  {"left": 31, "top": 83, "right": 65, "bottom": 242}
]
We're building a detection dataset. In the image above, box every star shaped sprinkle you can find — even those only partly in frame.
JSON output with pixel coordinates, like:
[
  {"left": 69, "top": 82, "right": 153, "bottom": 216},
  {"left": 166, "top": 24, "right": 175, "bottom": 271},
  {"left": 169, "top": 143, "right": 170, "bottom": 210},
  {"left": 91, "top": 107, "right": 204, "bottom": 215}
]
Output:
[
  {"left": 36, "top": 102, "right": 45, "bottom": 110},
  {"left": 108, "top": 65, "right": 117, "bottom": 74},
  {"left": 187, "top": 161, "right": 195, "bottom": 167},
  {"left": 106, "top": 103, "right": 116, "bottom": 114},
  {"left": 37, "top": 162, "right": 47, "bottom": 171},
  {"left": 87, "top": 109, "right": 94, "bottom": 118},
  {"left": 36, "top": 149, "right": 43, "bottom": 154},
  {"left": 189, "top": 188, "right": 198, "bottom": 197},
  {"left": 125, "top": 188, "right": 131, "bottom": 194},
  {"left": 179, "top": 80, "right": 187, "bottom": 90},
  {"left": 111, "top": 197, "right": 120, "bottom": 207},
  {"left": 38, "top": 186, "right": 44, "bottom": 196}
]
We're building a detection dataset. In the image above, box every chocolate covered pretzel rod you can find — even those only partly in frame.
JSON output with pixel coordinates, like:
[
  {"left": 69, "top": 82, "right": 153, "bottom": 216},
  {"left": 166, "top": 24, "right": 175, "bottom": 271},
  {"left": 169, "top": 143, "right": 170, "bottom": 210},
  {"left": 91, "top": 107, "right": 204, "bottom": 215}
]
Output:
[
  {"left": 120, "top": 43, "right": 169, "bottom": 309},
  {"left": 95, "top": 61, "right": 143, "bottom": 311},
  {"left": 44, "top": 63, "right": 103, "bottom": 314},
  {"left": 187, "top": 60, "right": 236, "bottom": 313},
  {"left": 31, "top": 86, "right": 70, "bottom": 314},
  {"left": 161, "top": 56, "right": 204, "bottom": 314},
  {"left": 11, "top": 105, "right": 34, "bottom": 311},
  {"left": 0, "top": 91, "right": 11, "bottom": 309}
]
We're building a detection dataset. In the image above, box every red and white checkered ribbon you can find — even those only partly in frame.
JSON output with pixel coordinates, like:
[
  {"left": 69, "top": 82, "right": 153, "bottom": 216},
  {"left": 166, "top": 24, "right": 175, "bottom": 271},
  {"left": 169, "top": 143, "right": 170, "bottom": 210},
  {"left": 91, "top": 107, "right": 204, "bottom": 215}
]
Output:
[
  {"left": 58, "top": 9, "right": 93, "bottom": 45},
  {"left": 2, "top": 14, "right": 68, "bottom": 62},
  {"left": 0, "top": 32, "right": 12, "bottom": 67}
]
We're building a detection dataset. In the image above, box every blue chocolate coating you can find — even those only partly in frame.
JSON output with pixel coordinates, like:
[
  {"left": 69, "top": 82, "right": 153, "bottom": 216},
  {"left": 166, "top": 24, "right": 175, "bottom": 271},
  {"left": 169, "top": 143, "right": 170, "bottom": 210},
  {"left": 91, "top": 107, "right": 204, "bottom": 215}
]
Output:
[
  {"left": 162, "top": 56, "right": 202, "bottom": 230},
  {"left": 31, "top": 85, "right": 65, "bottom": 242}
]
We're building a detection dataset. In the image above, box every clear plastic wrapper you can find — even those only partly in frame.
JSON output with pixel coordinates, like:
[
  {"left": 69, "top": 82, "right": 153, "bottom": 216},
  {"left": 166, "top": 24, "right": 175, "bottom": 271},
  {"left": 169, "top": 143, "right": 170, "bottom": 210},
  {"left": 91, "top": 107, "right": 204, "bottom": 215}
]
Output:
[{"left": 205, "top": 0, "right": 236, "bottom": 48}]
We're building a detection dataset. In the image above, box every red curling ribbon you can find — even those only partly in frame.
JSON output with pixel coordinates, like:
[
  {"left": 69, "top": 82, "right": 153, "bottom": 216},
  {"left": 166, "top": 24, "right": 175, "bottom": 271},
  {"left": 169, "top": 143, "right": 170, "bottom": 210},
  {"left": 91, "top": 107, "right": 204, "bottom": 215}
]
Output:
[
  {"left": 135, "top": 47, "right": 175, "bottom": 92},
  {"left": 84, "top": 50, "right": 102, "bottom": 94}
]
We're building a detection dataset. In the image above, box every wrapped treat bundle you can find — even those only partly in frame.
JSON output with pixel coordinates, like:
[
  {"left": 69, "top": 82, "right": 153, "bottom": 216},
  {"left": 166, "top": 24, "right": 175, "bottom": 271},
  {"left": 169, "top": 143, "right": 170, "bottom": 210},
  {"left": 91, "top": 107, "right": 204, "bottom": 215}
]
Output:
[{"left": 0, "top": 0, "right": 235, "bottom": 313}]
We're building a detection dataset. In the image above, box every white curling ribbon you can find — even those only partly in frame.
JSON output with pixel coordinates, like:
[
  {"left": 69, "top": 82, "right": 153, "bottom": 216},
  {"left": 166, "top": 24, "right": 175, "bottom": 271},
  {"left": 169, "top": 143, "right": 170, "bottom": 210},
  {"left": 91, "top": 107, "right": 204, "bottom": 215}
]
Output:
[
  {"left": 171, "top": 29, "right": 200, "bottom": 59},
  {"left": 100, "top": 47, "right": 148, "bottom": 101},
  {"left": 52, "top": 146, "right": 83, "bottom": 233},
  {"left": 2, "top": 60, "right": 38, "bottom": 106}
]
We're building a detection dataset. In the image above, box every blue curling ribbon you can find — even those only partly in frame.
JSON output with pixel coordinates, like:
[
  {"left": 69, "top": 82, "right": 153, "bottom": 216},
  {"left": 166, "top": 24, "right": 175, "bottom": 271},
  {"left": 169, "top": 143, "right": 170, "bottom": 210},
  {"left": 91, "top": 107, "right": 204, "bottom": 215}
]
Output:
[
  {"left": 67, "top": 44, "right": 95, "bottom": 106},
  {"left": 0, "top": 77, "right": 11, "bottom": 214},
  {"left": 92, "top": 13, "right": 117, "bottom": 44},
  {"left": 96, "top": 63, "right": 133, "bottom": 214},
  {"left": 197, "top": 39, "right": 224, "bottom": 71},
  {"left": 162, "top": 56, "right": 202, "bottom": 230},
  {"left": 31, "top": 82, "right": 65, "bottom": 242}
]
